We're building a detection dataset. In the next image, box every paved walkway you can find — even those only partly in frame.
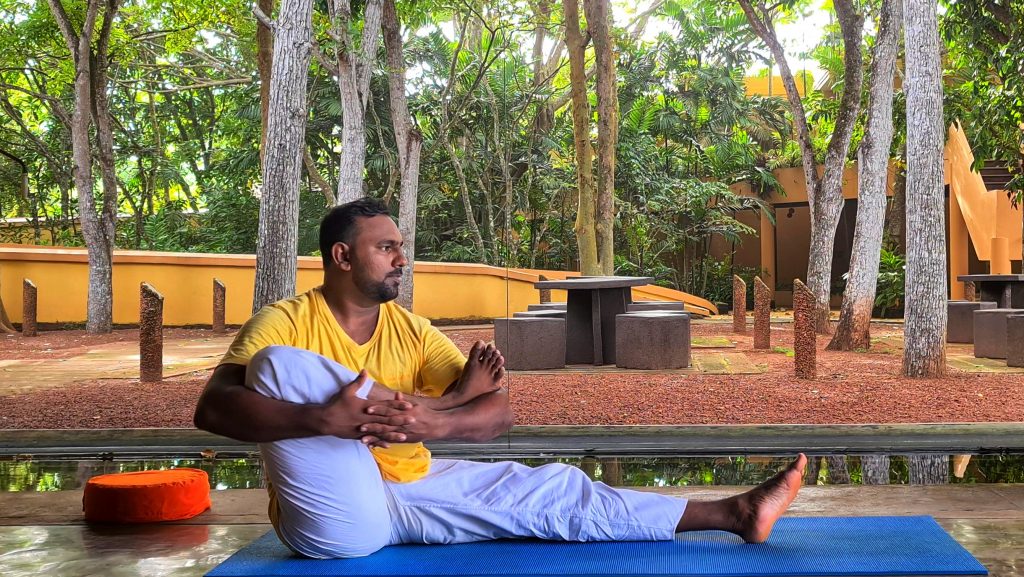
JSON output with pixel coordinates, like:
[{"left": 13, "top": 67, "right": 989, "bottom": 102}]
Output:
[{"left": 0, "top": 335, "right": 235, "bottom": 396}]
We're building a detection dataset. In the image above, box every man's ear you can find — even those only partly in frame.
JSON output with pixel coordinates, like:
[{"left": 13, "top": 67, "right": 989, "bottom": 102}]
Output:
[{"left": 331, "top": 242, "right": 353, "bottom": 271}]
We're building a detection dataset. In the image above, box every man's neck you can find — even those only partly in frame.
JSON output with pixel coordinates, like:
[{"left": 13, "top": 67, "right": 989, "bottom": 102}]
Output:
[{"left": 321, "top": 280, "right": 381, "bottom": 345}]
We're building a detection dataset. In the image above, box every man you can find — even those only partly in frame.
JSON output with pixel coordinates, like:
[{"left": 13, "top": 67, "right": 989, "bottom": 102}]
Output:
[{"left": 194, "top": 197, "right": 806, "bottom": 559}]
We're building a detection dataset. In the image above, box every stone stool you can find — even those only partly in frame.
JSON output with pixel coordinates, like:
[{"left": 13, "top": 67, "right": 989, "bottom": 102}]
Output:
[
  {"left": 615, "top": 312, "right": 691, "bottom": 369},
  {"left": 973, "top": 308, "right": 1024, "bottom": 359},
  {"left": 527, "top": 303, "right": 567, "bottom": 312},
  {"left": 513, "top": 310, "right": 566, "bottom": 319},
  {"left": 1007, "top": 315, "right": 1024, "bottom": 368},
  {"left": 493, "top": 317, "right": 566, "bottom": 370},
  {"left": 947, "top": 300, "right": 996, "bottom": 343},
  {"left": 626, "top": 301, "right": 685, "bottom": 313}
]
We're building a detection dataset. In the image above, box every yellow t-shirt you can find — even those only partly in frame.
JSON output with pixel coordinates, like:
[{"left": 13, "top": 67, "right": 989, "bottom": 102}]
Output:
[{"left": 219, "top": 286, "right": 466, "bottom": 483}]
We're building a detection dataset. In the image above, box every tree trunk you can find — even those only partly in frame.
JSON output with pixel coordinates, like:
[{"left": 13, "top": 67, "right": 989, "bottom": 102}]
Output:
[
  {"left": 805, "top": 0, "right": 865, "bottom": 333},
  {"left": 738, "top": 0, "right": 864, "bottom": 333},
  {"left": 583, "top": 0, "right": 617, "bottom": 276},
  {"left": 902, "top": 0, "right": 947, "bottom": 377},
  {"left": 860, "top": 455, "right": 890, "bottom": 485},
  {"left": 0, "top": 276, "right": 14, "bottom": 333},
  {"left": 883, "top": 151, "right": 907, "bottom": 252},
  {"left": 333, "top": 0, "right": 383, "bottom": 205},
  {"left": 383, "top": 0, "right": 422, "bottom": 311},
  {"left": 563, "top": 0, "right": 599, "bottom": 276},
  {"left": 444, "top": 137, "right": 487, "bottom": 262},
  {"left": 828, "top": 0, "right": 902, "bottom": 351},
  {"left": 908, "top": 454, "right": 948, "bottom": 484},
  {"left": 257, "top": 0, "right": 275, "bottom": 167},
  {"left": 46, "top": 0, "right": 118, "bottom": 333},
  {"left": 252, "top": 0, "right": 314, "bottom": 314}
]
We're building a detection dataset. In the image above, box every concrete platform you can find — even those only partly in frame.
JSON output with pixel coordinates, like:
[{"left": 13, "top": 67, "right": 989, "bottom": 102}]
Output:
[{"left": 0, "top": 486, "right": 1021, "bottom": 576}]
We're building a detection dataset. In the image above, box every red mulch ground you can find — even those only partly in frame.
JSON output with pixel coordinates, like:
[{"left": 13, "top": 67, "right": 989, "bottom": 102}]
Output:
[{"left": 1, "top": 323, "right": 1021, "bottom": 429}]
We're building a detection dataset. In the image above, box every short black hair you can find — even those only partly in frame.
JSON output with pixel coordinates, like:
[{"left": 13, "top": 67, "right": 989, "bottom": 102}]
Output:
[{"left": 319, "top": 197, "right": 391, "bottom": 268}]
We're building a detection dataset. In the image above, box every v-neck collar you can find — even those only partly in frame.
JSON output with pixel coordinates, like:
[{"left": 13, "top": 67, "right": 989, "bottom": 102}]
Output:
[{"left": 314, "top": 286, "right": 384, "bottom": 351}]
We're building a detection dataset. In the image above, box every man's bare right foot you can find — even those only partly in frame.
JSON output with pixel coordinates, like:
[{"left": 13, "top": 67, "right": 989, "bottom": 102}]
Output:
[
  {"left": 454, "top": 341, "right": 505, "bottom": 399},
  {"left": 733, "top": 453, "right": 807, "bottom": 543},
  {"left": 675, "top": 454, "right": 806, "bottom": 543}
]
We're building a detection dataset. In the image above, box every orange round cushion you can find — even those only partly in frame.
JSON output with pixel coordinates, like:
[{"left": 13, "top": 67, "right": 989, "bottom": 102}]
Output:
[{"left": 83, "top": 468, "right": 211, "bottom": 523}]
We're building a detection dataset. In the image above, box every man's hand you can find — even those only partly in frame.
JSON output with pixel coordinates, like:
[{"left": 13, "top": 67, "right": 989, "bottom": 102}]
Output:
[
  {"left": 316, "top": 370, "right": 416, "bottom": 447},
  {"left": 362, "top": 392, "right": 450, "bottom": 444}
]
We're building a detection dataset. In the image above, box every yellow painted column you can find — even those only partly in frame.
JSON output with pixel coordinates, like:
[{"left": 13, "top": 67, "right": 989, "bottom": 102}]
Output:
[
  {"left": 948, "top": 189, "right": 969, "bottom": 300},
  {"left": 991, "top": 237, "right": 1011, "bottom": 274},
  {"left": 760, "top": 208, "right": 776, "bottom": 293}
]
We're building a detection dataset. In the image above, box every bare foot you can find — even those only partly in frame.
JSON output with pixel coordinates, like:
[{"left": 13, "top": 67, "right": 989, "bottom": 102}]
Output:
[
  {"left": 734, "top": 453, "right": 807, "bottom": 543},
  {"left": 454, "top": 341, "right": 504, "bottom": 400}
]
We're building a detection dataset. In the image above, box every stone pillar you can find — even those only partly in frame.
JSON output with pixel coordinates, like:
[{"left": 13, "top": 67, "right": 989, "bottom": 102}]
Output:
[
  {"left": 538, "top": 274, "right": 551, "bottom": 304},
  {"left": 1008, "top": 315, "right": 1024, "bottom": 368},
  {"left": 793, "top": 279, "right": 816, "bottom": 379},
  {"left": 213, "top": 278, "right": 226, "bottom": 333},
  {"left": 732, "top": 275, "right": 747, "bottom": 334},
  {"left": 963, "top": 281, "right": 976, "bottom": 302},
  {"left": 753, "top": 276, "right": 771, "bottom": 349},
  {"left": 22, "top": 279, "right": 37, "bottom": 337},
  {"left": 140, "top": 283, "right": 164, "bottom": 383}
]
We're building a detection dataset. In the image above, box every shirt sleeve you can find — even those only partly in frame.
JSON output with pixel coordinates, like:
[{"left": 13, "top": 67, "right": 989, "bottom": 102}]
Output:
[
  {"left": 219, "top": 304, "right": 298, "bottom": 367},
  {"left": 416, "top": 324, "right": 467, "bottom": 398}
]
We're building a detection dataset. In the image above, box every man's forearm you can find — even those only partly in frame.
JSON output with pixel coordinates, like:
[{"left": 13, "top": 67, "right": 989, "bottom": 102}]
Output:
[{"left": 195, "top": 384, "right": 325, "bottom": 443}]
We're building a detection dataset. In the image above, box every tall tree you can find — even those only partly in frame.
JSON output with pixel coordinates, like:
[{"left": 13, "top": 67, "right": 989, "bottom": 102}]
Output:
[
  {"left": 902, "top": 0, "right": 946, "bottom": 377},
  {"left": 252, "top": 0, "right": 314, "bottom": 313},
  {"left": 46, "top": 0, "right": 120, "bottom": 333},
  {"left": 257, "top": 0, "right": 276, "bottom": 166},
  {"left": 382, "top": 0, "right": 422, "bottom": 311},
  {"left": 583, "top": 0, "right": 618, "bottom": 275},
  {"left": 331, "top": 0, "right": 383, "bottom": 205},
  {"left": 829, "top": 0, "right": 902, "bottom": 351},
  {"left": 562, "top": 0, "right": 599, "bottom": 275},
  {"left": 738, "top": 0, "right": 865, "bottom": 333}
]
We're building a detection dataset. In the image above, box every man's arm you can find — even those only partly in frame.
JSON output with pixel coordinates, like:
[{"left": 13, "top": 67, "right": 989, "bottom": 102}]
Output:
[{"left": 193, "top": 364, "right": 413, "bottom": 443}]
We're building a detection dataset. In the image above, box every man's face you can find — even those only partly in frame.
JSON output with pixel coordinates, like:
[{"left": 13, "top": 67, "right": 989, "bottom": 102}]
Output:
[{"left": 346, "top": 215, "right": 407, "bottom": 303}]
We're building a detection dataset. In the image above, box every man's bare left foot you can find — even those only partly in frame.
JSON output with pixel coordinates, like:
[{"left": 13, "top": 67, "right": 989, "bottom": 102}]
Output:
[
  {"left": 734, "top": 453, "right": 807, "bottom": 543},
  {"left": 455, "top": 341, "right": 505, "bottom": 399}
]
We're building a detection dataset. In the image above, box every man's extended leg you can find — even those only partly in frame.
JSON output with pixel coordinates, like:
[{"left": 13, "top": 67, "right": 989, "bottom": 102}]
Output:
[
  {"left": 384, "top": 454, "right": 805, "bottom": 546},
  {"left": 246, "top": 345, "right": 392, "bottom": 559}
]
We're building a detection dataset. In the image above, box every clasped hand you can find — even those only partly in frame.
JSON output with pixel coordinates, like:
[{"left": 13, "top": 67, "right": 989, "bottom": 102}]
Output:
[{"left": 318, "top": 370, "right": 445, "bottom": 448}]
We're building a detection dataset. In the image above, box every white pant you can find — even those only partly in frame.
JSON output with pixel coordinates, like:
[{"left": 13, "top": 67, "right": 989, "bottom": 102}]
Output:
[{"left": 247, "top": 345, "right": 688, "bottom": 559}]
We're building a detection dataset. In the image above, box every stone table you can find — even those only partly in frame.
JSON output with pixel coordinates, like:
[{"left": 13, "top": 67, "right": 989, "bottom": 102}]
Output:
[
  {"left": 957, "top": 274, "right": 1024, "bottom": 308},
  {"left": 533, "top": 276, "right": 653, "bottom": 365}
]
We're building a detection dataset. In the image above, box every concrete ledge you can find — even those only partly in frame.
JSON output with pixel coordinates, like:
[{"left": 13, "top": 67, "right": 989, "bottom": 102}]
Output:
[{"left": 4, "top": 423, "right": 1024, "bottom": 459}]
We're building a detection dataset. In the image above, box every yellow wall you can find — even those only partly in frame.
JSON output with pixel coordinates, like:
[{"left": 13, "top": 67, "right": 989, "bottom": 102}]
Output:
[
  {"left": 945, "top": 124, "right": 1023, "bottom": 264},
  {"left": 0, "top": 246, "right": 716, "bottom": 326},
  {"left": 744, "top": 75, "right": 811, "bottom": 98}
]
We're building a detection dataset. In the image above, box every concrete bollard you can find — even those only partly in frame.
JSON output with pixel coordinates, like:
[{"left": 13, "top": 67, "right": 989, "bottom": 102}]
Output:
[
  {"left": 22, "top": 279, "right": 37, "bottom": 337},
  {"left": 538, "top": 274, "right": 551, "bottom": 304},
  {"left": 213, "top": 278, "right": 226, "bottom": 333},
  {"left": 140, "top": 283, "right": 164, "bottom": 383},
  {"left": 793, "top": 279, "right": 816, "bottom": 379},
  {"left": 963, "top": 281, "right": 976, "bottom": 302},
  {"left": 753, "top": 276, "right": 771, "bottom": 350},
  {"left": 732, "top": 275, "right": 747, "bottom": 334}
]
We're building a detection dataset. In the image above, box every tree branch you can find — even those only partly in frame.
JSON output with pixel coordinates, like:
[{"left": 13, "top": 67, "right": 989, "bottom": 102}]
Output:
[
  {"left": 253, "top": 4, "right": 276, "bottom": 32},
  {"left": 44, "top": 0, "right": 80, "bottom": 55}
]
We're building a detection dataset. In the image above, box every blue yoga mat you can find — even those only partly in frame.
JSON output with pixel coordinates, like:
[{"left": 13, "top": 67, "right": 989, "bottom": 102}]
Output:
[{"left": 206, "top": 516, "right": 987, "bottom": 577}]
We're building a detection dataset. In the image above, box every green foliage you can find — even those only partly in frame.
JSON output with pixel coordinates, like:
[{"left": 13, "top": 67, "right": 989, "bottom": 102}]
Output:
[{"left": 873, "top": 248, "right": 905, "bottom": 317}]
